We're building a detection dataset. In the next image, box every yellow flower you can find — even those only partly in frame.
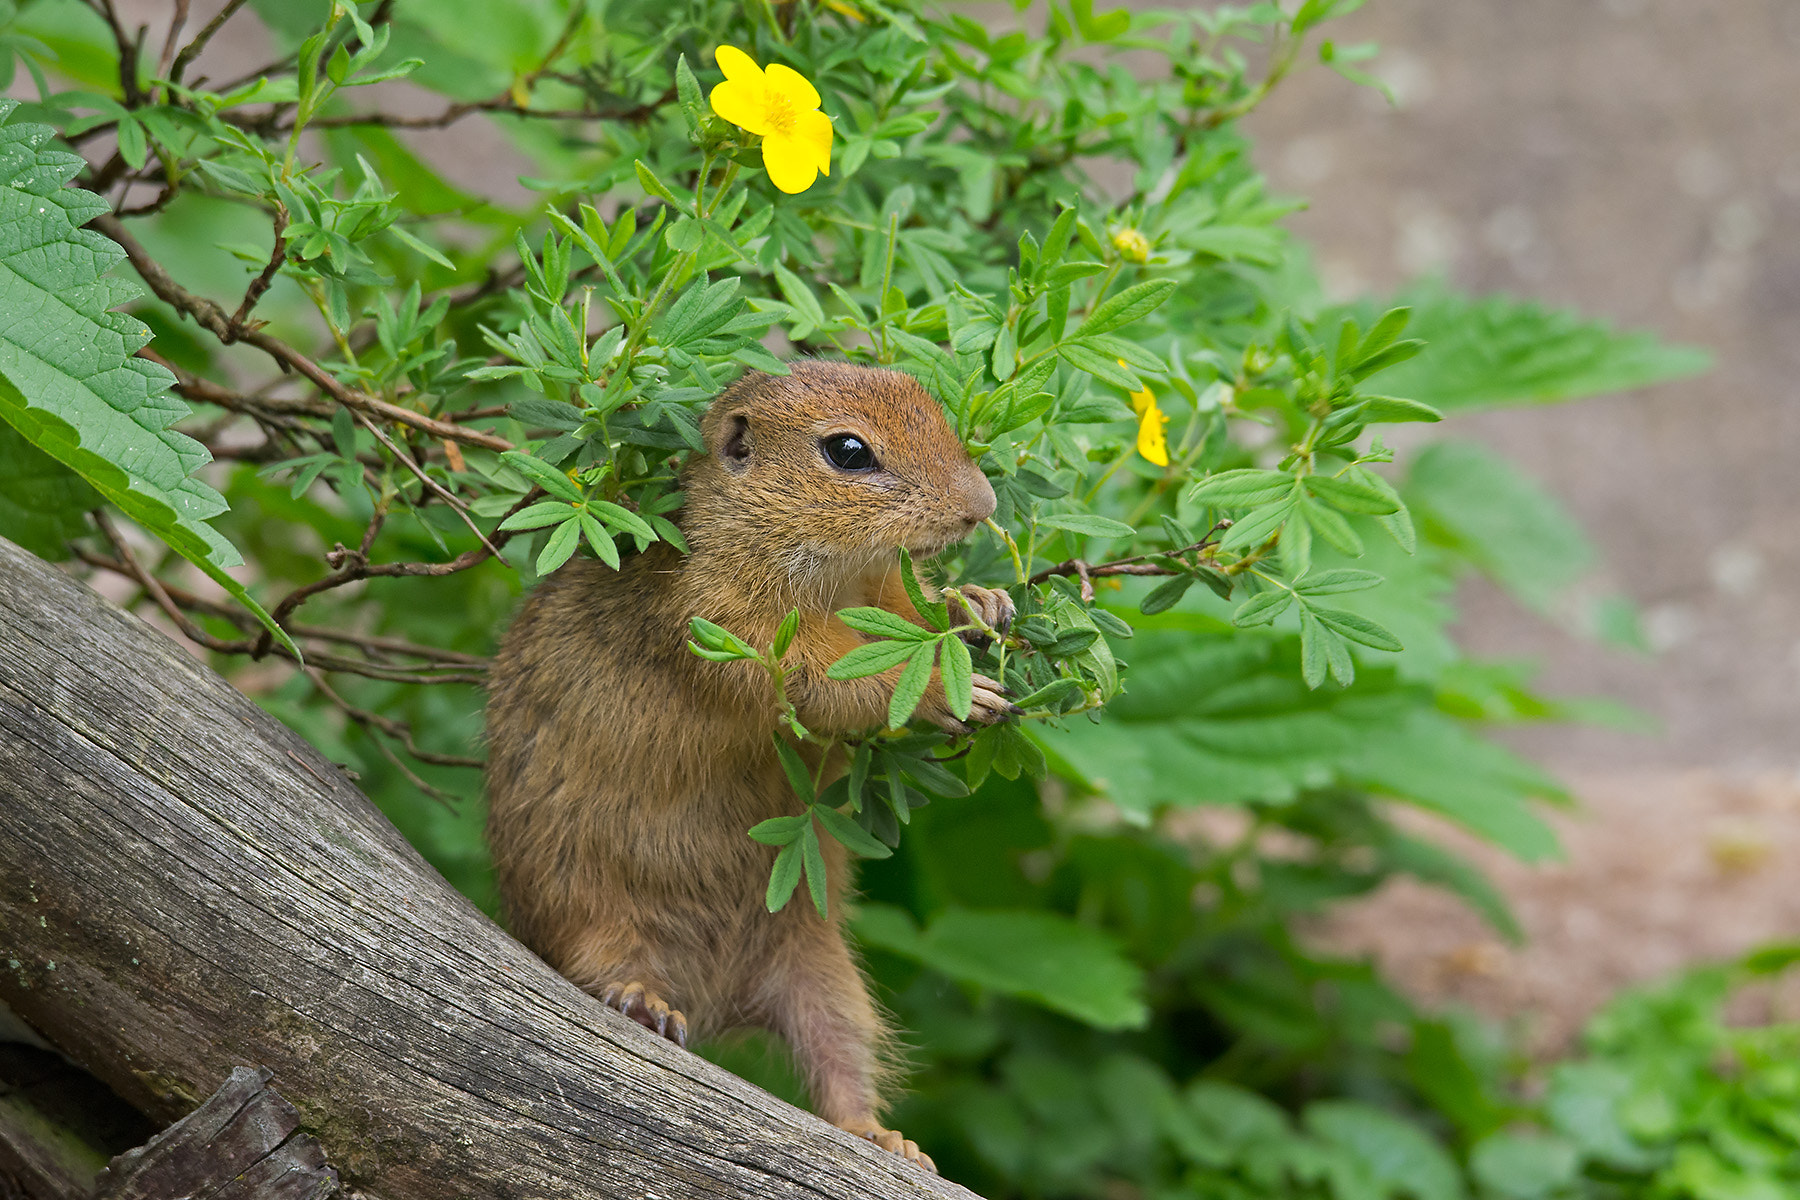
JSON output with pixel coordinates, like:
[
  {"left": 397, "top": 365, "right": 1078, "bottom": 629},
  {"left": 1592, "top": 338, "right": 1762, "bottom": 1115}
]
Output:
[
  {"left": 1122, "top": 360, "right": 1169, "bottom": 467},
  {"left": 709, "top": 45, "right": 833, "bottom": 195},
  {"left": 1111, "top": 227, "right": 1150, "bottom": 264}
]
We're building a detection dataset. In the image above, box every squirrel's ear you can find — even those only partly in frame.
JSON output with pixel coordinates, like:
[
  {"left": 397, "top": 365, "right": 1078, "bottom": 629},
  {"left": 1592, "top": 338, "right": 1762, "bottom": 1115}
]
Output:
[{"left": 718, "top": 413, "right": 753, "bottom": 472}]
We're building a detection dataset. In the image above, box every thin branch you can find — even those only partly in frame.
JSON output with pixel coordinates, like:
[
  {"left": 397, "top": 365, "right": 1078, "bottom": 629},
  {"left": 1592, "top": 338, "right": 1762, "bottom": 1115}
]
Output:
[
  {"left": 232, "top": 205, "right": 288, "bottom": 326},
  {"left": 1027, "top": 526, "right": 1232, "bottom": 602},
  {"left": 75, "top": 543, "right": 490, "bottom": 686},
  {"left": 155, "top": 0, "right": 191, "bottom": 86},
  {"left": 351, "top": 409, "right": 502, "bottom": 559},
  {"left": 169, "top": 0, "right": 248, "bottom": 84},
  {"left": 307, "top": 670, "right": 484, "bottom": 771},
  {"left": 95, "top": 213, "right": 513, "bottom": 452}
]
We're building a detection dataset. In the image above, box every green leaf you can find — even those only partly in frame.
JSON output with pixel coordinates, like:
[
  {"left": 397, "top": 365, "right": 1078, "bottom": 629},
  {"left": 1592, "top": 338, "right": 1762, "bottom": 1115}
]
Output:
[
  {"left": 498, "top": 499, "right": 578, "bottom": 531},
  {"left": 1470, "top": 1132, "right": 1581, "bottom": 1200},
  {"left": 837, "top": 605, "right": 933, "bottom": 641},
  {"left": 578, "top": 512, "right": 620, "bottom": 569},
  {"left": 1232, "top": 589, "right": 1293, "bottom": 627},
  {"left": 1310, "top": 605, "right": 1404, "bottom": 652},
  {"left": 1014, "top": 677, "right": 1084, "bottom": 710},
  {"left": 1139, "top": 574, "right": 1196, "bottom": 615},
  {"left": 1369, "top": 285, "right": 1710, "bottom": 412},
  {"left": 827, "top": 639, "right": 921, "bottom": 679},
  {"left": 0, "top": 104, "right": 292, "bottom": 650},
  {"left": 765, "top": 840, "right": 803, "bottom": 912},
  {"left": 633, "top": 159, "right": 690, "bottom": 214},
  {"left": 0, "top": 423, "right": 96, "bottom": 558},
  {"left": 1190, "top": 468, "right": 1296, "bottom": 507},
  {"left": 800, "top": 820, "right": 828, "bottom": 917},
  {"left": 888, "top": 643, "right": 936, "bottom": 728},
  {"left": 1305, "top": 472, "right": 1401, "bottom": 514},
  {"left": 897, "top": 547, "right": 949, "bottom": 630},
  {"left": 534, "top": 517, "right": 581, "bottom": 574},
  {"left": 1304, "top": 1100, "right": 1466, "bottom": 1200},
  {"left": 747, "top": 814, "right": 808, "bottom": 846},
  {"left": 1078, "top": 279, "right": 1178, "bottom": 336},
  {"left": 1039, "top": 512, "right": 1135, "bottom": 539},
  {"left": 772, "top": 608, "right": 799, "bottom": 658},
  {"left": 940, "top": 633, "right": 973, "bottom": 721},
  {"left": 587, "top": 499, "right": 655, "bottom": 541},
  {"left": 1294, "top": 568, "right": 1384, "bottom": 595},
  {"left": 853, "top": 904, "right": 1149, "bottom": 1030},
  {"left": 1406, "top": 441, "right": 1593, "bottom": 611},
  {"left": 774, "top": 734, "right": 816, "bottom": 803},
  {"left": 813, "top": 804, "right": 892, "bottom": 859},
  {"left": 500, "top": 450, "right": 583, "bottom": 502}
]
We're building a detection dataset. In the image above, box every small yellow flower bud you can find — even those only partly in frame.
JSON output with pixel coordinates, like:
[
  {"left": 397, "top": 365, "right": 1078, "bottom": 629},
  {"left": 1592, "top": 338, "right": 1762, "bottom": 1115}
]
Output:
[{"left": 1111, "top": 227, "right": 1150, "bottom": 264}]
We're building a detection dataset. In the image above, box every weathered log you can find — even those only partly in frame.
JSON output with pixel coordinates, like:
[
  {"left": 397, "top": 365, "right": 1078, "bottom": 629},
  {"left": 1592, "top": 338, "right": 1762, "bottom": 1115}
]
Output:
[
  {"left": 93, "top": 1066, "right": 338, "bottom": 1200},
  {"left": 0, "top": 537, "right": 978, "bottom": 1199}
]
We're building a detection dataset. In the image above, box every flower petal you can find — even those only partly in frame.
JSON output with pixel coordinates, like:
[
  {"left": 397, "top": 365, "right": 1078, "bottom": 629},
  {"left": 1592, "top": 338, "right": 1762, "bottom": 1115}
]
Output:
[
  {"left": 764, "top": 62, "right": 822, "bottom": 112},
  {"left": 1136, "top": 401, "right": 1169, "bottom": 466},
  {"left": 762, "top": 135, "right": 820, "bottom": 194},
  {"left": 710, "top": 78, "right": 767, "bottom": 134},
  {"left": 715, "top": 45, "right": 763, "bottom": 84},
  {"left": 790, "top": 107, "right": 834, "bottom": 175}
]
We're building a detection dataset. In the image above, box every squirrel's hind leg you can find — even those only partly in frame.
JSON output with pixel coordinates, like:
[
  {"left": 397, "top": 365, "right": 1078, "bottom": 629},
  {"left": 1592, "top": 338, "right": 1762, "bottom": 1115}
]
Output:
[{"left": 754, "top": 920, "right": 937, "bottom": 1173}]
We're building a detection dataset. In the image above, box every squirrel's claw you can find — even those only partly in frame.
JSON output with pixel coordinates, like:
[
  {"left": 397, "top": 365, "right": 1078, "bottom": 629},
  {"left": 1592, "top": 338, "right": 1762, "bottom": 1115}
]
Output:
[
  {"left": 598, "top": 980, "right": 689, "bottom": 1050},
  {"left": 840, "top": 1120, "right": 938, "bottom": 1174},
  {"left": 949, "top": 584, "right": 1014, "bottom": 646}
]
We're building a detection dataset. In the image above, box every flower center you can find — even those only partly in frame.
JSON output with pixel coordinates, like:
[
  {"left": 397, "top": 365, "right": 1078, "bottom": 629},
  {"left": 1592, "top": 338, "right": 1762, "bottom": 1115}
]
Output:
[{"left": 764, "top": 90, "right": 797, "bottom": 135}]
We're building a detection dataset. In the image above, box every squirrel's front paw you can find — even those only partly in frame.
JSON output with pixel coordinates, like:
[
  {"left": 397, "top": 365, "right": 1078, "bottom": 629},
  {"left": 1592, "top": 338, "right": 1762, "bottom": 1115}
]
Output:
[
  {"left": 948, "top": 584, "right": 1014, "bottom": 645},
  {"left": 597, "top": 980, "right": 689, "bottom": 1049},
  {"left": 837, "top": 1119, "right": 938, "bottom": 1174},
  {"left": 936, "top": 673, "right": 1020, "bottom": 736}
]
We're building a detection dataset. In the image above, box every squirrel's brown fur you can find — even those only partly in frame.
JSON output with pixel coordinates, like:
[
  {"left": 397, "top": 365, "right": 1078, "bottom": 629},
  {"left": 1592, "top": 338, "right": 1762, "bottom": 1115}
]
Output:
[{"left": 484, "top": 361, "right": 1014, "bottom": 1170}]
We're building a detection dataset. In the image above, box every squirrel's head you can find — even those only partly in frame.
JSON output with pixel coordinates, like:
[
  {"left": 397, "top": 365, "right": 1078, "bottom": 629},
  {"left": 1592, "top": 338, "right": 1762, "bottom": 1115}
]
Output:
[{"left": 688, "top": 361, "right": 996, "bottom": 575}]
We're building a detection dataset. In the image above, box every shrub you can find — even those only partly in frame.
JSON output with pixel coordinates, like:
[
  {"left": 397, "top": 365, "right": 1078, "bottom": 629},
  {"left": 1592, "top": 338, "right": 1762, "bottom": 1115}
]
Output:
[{"left": 0, "top": 0, "right": 1712, "bottom": 1195}]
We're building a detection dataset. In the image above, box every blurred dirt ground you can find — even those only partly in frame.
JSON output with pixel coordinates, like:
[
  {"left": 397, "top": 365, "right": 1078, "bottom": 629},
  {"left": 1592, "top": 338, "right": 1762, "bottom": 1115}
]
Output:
[{"left": 1243, "top": 0, "right": 1800, "bottom": 1038}]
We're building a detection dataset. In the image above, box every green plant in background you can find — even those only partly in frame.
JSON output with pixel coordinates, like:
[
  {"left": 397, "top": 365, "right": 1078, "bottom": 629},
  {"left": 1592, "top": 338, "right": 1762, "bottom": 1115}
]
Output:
[{"left": 0, "top": 0, "right": 1723, "bottom": 1196}]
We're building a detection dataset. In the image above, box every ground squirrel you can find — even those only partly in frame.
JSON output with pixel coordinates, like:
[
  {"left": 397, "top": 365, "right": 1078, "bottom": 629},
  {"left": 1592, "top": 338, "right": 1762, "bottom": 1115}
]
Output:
[{"left": 485, "top": 361, "right": 1017, "bottom": 1171}]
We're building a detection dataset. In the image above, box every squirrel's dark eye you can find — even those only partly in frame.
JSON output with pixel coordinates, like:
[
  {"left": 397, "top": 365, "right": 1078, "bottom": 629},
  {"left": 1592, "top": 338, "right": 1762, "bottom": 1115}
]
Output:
[{"left": 821, "top": 433, "right": 877, "bottom": 473}]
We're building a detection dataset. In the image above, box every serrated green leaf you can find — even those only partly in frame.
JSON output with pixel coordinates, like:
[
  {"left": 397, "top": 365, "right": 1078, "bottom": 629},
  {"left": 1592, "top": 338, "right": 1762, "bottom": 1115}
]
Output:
[{"left": 1370, "top": 285, "right": 1710, "bottom": 412}]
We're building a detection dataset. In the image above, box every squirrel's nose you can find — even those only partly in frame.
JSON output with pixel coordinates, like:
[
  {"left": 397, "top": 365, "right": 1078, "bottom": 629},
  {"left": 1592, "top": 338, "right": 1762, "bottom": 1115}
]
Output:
[{"left": 957, "top": 469, "right": 997, "bottom": 530}]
